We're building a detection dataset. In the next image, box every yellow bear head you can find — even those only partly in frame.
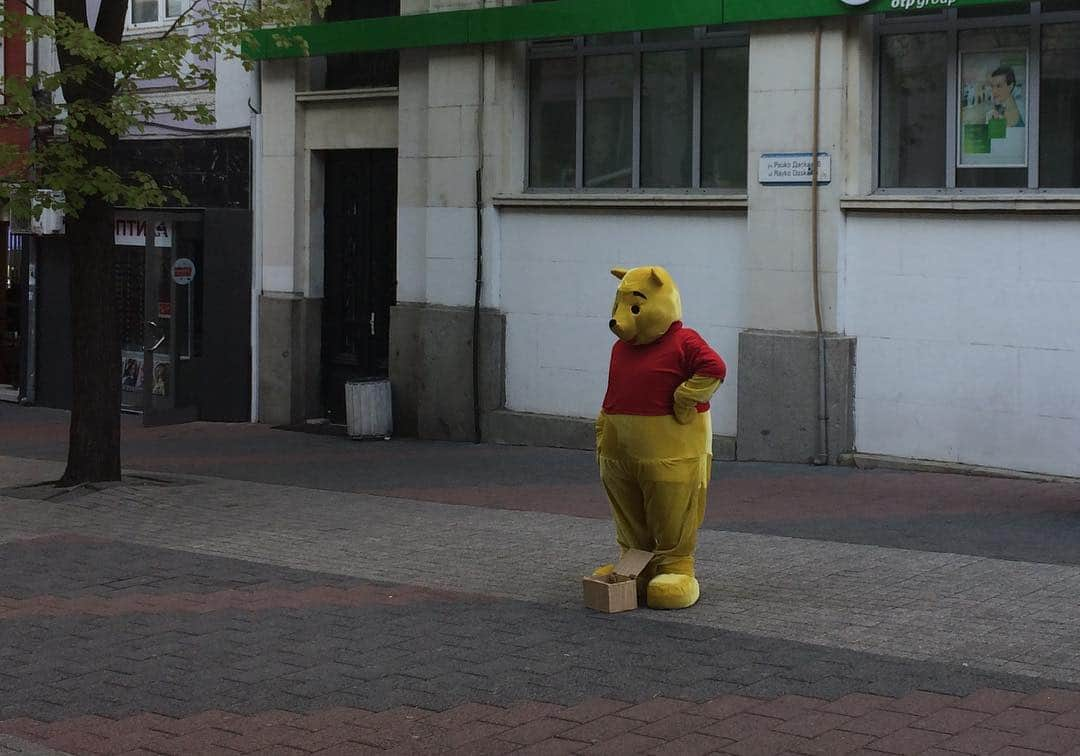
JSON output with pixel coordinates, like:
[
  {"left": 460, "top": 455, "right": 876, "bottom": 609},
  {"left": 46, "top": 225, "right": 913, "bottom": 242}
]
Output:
[{"left": 608, "top": 266, "right": 683, "bottom": 345}]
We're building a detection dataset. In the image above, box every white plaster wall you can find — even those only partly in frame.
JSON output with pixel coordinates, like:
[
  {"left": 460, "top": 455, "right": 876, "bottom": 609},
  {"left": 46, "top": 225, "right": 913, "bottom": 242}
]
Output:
[
  {"left": 396, "top": 43, "right": 506, "bottom": 311},
  {"left": 259, "top": 59, "right": 299, "bottom": 295},
  {"left": 499, "top": 210, "right": 748, "bottom": 435},
  {"left": 215, "top": 53, "right": 255, "bottom": 130},
  {"left": 304, "top": 99, "right": 398, "bottom": 151},
  {"left": 844, "top": 213, "right": 1080, "bottom": 477},
  {"left": 746, "top": 20, "right": 847, "bottom": 333}
]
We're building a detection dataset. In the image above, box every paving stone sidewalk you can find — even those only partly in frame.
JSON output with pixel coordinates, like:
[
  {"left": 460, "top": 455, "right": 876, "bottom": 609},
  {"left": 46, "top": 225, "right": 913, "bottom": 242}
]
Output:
[
  {"left": 2, "top": 455, "right": 1078, "bottom": 684},
  {"left": 3, "top": 532, "right": 1080, "bottom": 756},
  {"left": 3, "top": 447, "right": 1080, "bottom": 755}
]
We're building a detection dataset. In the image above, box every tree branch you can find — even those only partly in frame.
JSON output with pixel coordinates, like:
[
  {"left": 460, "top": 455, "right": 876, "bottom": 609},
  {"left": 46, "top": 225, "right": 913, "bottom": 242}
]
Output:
[{"left": 160, "top": 0, "right": 204, "bottom": 40}]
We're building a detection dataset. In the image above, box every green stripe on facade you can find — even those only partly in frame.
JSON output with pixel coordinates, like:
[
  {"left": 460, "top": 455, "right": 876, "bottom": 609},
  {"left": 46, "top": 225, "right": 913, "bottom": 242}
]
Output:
[
  {"left": 245, "top": 0, "right": 1027, "bottom": 60},
  {"left": 467, "top": 0, "right": 726, "bottom": 44}
]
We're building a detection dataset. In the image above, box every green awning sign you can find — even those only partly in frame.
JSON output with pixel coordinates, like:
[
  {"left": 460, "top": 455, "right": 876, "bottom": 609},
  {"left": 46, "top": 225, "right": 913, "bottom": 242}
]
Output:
[{"left": 245, "top": 0, "right": 1024, "bottom": 61}]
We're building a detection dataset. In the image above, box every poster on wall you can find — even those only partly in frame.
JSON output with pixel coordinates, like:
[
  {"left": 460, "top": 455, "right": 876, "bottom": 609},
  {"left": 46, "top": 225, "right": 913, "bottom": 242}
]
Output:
[
  {"left": 120, "top": 352, "right": 170, "bottom": 397},
  {"left": 121, "top": 352, "right": 144, "bottom": 393},
  {"left": 151, "top": 357, "right": 170, "bottom": 397},
  {"left": 958, "top": 49, "right": 1028, "bottom": 168}
]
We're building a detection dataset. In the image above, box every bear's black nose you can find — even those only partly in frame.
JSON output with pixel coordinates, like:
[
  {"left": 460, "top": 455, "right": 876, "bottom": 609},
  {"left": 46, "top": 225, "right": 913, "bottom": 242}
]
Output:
[{"left": 609, "top": 319, "right": 617, "bottom": 330}]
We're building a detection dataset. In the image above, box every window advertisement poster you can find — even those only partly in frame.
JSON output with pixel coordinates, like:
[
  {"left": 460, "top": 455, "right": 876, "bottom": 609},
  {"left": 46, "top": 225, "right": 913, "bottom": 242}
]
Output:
[
  {"left": 151, "top": 357, "right": 170, "bottom": 397},
  {"left": 120, "top": 351, "right": 170, "bottom": 397},
  {"left": 121, "top": 351, "right": 144, "bottom": 393},
  {"left": 958, "top": 49, "right": 1028, "bottom": 168}
]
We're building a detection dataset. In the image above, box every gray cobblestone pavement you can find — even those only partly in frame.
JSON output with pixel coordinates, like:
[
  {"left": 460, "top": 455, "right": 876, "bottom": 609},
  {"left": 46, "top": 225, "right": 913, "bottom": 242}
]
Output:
[
  {"left": 2, "top": 455, "right": 1079, "bottom": 688},
  {"left": 5, "top": 404, "right": 1080, "bottom": 568},
  {"left": 5, "top": 407, "right": 1080, "bottom": 754},
  {"left": 0, "top": 539, "right": 1063, "bottom": 725}
]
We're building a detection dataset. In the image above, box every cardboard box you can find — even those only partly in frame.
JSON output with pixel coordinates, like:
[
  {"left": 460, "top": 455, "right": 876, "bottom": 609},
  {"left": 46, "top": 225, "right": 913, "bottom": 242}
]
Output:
[{"left": 582, "top": 549, "right": 654, "bottom": 613}]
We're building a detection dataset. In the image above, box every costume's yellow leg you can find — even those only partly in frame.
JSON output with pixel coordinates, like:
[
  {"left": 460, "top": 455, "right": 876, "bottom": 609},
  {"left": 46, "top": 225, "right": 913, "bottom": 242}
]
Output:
[
  {"left": 641, "top": 460, "right": 710, "bottom": 609},
  {"left": 596, "top": 456, "right": 655, "bottom": 596},
  {"left": 598, "top": 456, "right": 650, "bottom": 553}
]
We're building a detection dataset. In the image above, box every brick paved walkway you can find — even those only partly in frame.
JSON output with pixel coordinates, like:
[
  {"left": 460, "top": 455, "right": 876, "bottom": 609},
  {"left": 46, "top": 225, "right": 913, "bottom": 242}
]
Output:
[
  {"left": 2, "top": 405, "right": 1080, "bottom": 755},
  {"left": 3, "top": 533, "right": 1080, "bottom": 755},
  {"left": 4, "top": 403, "right": 1080, "bottom": 566}
]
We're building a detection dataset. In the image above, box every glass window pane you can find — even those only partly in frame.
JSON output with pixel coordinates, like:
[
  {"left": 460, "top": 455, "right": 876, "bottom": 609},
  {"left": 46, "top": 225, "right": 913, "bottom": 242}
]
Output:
[
  {"left": 642, "top": 27, "right": 695, "bottom": 43},
  {"left": 956, "top": 27, "right": 1029, "bottom": 187},
  {"left": 584, "top": 55, "right": 633, "bottom": 188},
  {"left": 131, "top": 0, "right": 159, "bottom": 24},
  {"left": 1040, "top": 22, "right": 1080, "bottom": 187},
  {"left": 957, "top": 3, "right": 1029, "bottom": 17},
  {"left": 586, "top": 33, "right": 633, "bottom": 46},
  {"left": 529, "top": 58, "right": 578, "bottom": 188},
  {"left": 883, "top": 9, "right": 947, "bottom": 19},
  {"left": 322, "top": 0, "right": 400, "bottom": 90},
  {"left": 701, "top": 46, "right": 749, "bottom": 189},
  {"left": 325, "top": 51, "right": 399, "bottom": 89},
  {"left": 641, "top": 50, "right": 693, "bottom": 188},
  {"left": 166, "top": 0, "right": 183, "bottom": 17},
  {"left": 1041, "top": 1, "right": 1080, "bottom": 13},
  {"left": 879, "top": 33, "right": 947, "bottom": 188}
]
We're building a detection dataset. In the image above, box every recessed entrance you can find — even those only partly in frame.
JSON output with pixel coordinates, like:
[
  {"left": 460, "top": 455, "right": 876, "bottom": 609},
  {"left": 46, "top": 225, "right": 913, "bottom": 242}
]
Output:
[{"left": 321, "top": 149, "right": 397, "bottom": 423}]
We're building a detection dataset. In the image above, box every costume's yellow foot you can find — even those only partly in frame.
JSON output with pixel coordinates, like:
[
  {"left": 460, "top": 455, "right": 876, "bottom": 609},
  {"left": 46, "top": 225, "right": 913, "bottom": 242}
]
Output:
[
  {"left": 646, "top": 574, "right": 700, "bottom": 609},
  {"left": 592, "top": 564, "right": 615, "bottom": 577}
]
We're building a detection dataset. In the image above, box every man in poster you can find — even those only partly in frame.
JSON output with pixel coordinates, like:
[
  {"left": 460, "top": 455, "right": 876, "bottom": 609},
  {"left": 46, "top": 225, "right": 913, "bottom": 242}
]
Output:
[
  {"left": 959, "top": 49, "right": 1027, "bottom": 167},
  {"left": 989, "top": 66, "right": 1024, "bottom": 128}
]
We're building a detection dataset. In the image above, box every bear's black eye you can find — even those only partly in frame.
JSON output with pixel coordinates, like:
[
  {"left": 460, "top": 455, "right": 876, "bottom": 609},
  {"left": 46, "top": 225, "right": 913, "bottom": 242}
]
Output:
[{"left": 631, "top": 305, "right": 641, "bottom": 315}]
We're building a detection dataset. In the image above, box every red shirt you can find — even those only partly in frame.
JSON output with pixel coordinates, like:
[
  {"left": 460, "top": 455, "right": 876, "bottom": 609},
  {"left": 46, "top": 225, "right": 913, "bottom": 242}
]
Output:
[{"left": 602, "top": 322, "right": 727, "bottom": 416}]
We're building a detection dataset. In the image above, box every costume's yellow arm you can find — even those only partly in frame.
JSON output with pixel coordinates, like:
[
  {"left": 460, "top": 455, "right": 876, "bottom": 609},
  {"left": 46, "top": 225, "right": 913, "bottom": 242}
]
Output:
[
  {"left": 595, "top": 411, "right": 607, "bottom": 456},
  {"left": 673, "top": 375, "right": 723, "bottom": 425}
]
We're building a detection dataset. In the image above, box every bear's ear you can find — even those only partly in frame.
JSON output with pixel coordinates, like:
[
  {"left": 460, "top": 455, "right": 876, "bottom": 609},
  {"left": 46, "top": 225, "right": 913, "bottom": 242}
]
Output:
[
  {"left": 610, "top": 268, "right": 628, "bottom": 280},
  {"left": 649, "top": 268, "right": 664, "bottom": 287}
]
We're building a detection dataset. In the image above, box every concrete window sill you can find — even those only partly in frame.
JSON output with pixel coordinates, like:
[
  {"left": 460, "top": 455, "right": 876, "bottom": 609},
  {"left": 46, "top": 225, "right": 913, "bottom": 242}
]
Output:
[
  {"left": 296, "top": 87, "right": 399, "bottom": 103},
  {"left": 840, "top": 194, "right": 1080, "bottom": 213},
  {"left": 492, "top": 193, "right": 749, "bottom": 211}
]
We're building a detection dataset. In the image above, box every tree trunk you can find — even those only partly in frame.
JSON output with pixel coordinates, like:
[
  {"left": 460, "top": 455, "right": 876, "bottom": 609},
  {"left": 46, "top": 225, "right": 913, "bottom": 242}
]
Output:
[
  {"left": 61, "top": 197, "right": 121, "bottom": 484},
  {"left": 54, "top": 0, "right": 127, "bottom": 485}
]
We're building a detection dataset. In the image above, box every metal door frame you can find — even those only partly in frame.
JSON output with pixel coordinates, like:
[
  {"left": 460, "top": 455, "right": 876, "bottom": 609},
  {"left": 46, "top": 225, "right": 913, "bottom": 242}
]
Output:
[{"left": 125, "top": 210, "right": 201, "bottom": 426}]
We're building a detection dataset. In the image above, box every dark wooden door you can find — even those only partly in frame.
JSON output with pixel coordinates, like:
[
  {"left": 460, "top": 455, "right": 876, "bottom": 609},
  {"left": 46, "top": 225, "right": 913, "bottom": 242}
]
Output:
[{"left": 322, "top": 150, "right": 397, "bottom": 423}]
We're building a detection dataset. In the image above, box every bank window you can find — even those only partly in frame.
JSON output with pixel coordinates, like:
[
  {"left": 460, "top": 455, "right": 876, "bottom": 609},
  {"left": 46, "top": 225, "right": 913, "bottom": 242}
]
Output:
[
  {"left": 128, "top": 0, "right": 183, "bottom": 26},
  {"left": 877, "top": 3, "right": 1080, "bottom": 190},
  {"left": 528, "top": 27, "right": 749, "bottom": 191},
  {"left": 315, "top": 0, "right": 399, "bottom": 90}
]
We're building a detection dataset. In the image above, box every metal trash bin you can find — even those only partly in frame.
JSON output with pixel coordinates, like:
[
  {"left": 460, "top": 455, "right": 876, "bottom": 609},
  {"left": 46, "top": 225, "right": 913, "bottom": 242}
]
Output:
[{"left": 344, "top": 379, "right": 393, "bottom": 439}]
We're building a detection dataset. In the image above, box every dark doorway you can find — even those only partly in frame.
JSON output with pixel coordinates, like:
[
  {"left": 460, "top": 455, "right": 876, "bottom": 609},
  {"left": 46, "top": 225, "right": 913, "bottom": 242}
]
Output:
[
  {"left": 0, "top": 227, "right": 23, "bottom": 397},
  {"left": 322, "top": 149, "right": 397, "bottom": 423}
]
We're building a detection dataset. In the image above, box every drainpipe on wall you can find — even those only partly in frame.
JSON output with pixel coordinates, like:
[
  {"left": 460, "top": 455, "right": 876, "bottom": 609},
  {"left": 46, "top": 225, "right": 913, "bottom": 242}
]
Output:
[
  {"left": 811, "top": 21, "right": 829, "bottom": 466},
  {"left": 247, "top": 2, "right": 264, "bottom": 423},
  {"left": 471, "top": 42, "right": 486, "bottom": 443},
  {"left": 248, "top": 63, "right": 263, "bottom": 423}
]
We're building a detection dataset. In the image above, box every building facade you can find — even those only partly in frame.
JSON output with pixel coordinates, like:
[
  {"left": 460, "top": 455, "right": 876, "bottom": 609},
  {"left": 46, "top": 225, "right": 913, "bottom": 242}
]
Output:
[
  {"left": 0, "top": 0, "right": 32, "bottom": 404},
  {"left": 253, "top": 0, "right": 1080, "bottom": 478},
  {"left": 19, "top": 0, "right": 256, "bottom": 424}
]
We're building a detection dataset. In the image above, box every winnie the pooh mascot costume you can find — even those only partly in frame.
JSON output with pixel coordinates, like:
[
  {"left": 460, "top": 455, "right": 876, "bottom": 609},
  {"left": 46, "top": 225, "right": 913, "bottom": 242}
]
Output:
[{"left": 594, "top": 266, "right": 726, "bottom": 609}]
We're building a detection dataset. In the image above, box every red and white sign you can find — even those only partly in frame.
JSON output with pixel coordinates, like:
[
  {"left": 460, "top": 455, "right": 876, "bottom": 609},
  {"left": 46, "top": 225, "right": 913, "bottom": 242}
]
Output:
[
  {"left": 115, "top": 218, "right": 172, "bottom": 247},
  {"left": 172, "top": 257, "right": 196, "bottom": 285}
]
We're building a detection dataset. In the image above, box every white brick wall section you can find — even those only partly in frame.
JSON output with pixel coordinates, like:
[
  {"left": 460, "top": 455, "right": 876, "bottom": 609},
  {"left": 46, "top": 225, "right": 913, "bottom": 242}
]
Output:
[
  {"left": 846, "top": 214, "right": 1080, "bottom": 477},
  {"left": 498, "top": 210, "right": 748, "bottom": 434}
]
